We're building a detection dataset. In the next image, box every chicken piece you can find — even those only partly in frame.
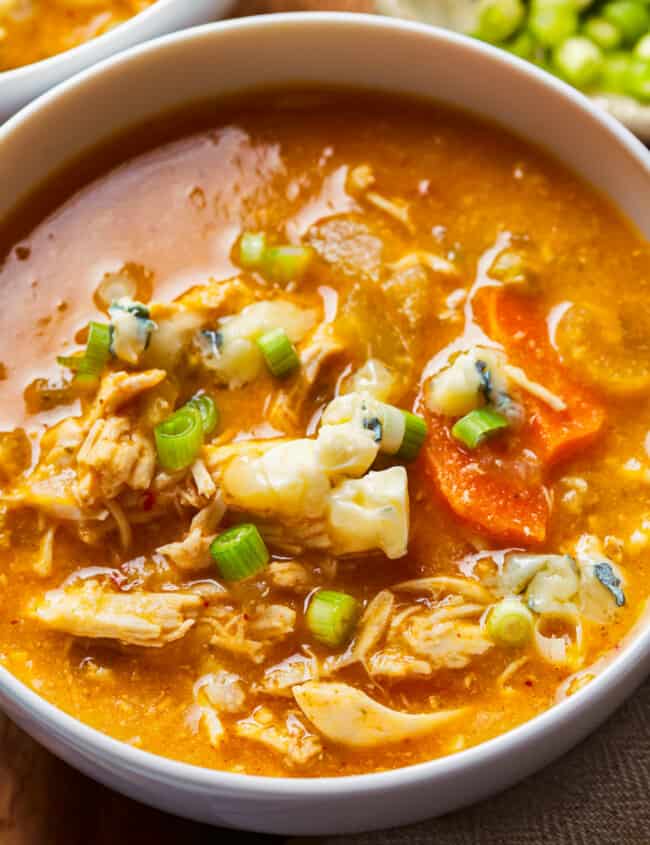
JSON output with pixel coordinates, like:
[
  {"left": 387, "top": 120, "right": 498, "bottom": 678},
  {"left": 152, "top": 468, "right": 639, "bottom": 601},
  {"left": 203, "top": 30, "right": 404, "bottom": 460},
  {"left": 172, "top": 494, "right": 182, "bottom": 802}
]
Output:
[
  {"left": 236, "top": 706, "right": 322, "bottom": 766},
  {"left": 33, "top": 580, "right": 202, "bottom": 647},
  {"left": 157, "top": 497, "right": 225, "bottom": 571},
  {"left": 327, "top": 589, "right": 395, "bottom": 676},
  {"left": 76, "top": 417, "right": 156, "bottom": 505},
  {"left": 187, "top": 669, "right": 247, "bottom": 749},
  {"left": 267, "top": 561, "right": 313, "bottom": 594},
  {"left": 205, "top": 603, "right": 295, "bottom": 664},
  {"left": 368, "top": 650, "right": 432, "bottom": 680},
  {"left": 398, "top": 610, "right": 492, "bottom": 669},
  {"left": 294, "top": 682, "right": 466, "bottom": 749},
  {"left": 195, "top": 670, "right": 246, "bottom": 713},
  {"left": 247, "top": 604, "right": 296, "bottom": 641},
  {"left": 259, "top": 653, "right": 319, "bottom": 697},
  {"left": 88, "top": 369, "right": 167, "bottom": 423},
  {"left": 393, "top": 576, "right": 494, "bottom": 605}
]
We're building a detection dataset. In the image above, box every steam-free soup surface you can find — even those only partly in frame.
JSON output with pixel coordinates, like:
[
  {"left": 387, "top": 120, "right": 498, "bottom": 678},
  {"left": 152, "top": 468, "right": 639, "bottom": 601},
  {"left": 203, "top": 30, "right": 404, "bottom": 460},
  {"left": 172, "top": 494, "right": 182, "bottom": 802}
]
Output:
[{"left": 0, "top": 93, "right": 648, "bottom": 777}]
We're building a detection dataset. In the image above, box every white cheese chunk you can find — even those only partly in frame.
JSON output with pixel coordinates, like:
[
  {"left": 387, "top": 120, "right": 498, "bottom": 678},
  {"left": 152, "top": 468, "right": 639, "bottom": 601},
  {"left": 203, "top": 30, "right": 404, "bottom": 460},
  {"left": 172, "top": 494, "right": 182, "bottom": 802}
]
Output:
[{"left": 328, "top": 466, "right": 409, "bottom": 559}]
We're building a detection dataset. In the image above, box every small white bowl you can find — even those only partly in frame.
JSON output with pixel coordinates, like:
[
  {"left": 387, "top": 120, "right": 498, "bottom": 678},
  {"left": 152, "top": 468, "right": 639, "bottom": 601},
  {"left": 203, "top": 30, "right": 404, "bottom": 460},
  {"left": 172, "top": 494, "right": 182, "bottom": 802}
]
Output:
[
  {"left": 0, "top": 14, "right": 649, "bottom": 836},
  {"left": 0, "top": 0, "right": 236, "bottom": 121}
]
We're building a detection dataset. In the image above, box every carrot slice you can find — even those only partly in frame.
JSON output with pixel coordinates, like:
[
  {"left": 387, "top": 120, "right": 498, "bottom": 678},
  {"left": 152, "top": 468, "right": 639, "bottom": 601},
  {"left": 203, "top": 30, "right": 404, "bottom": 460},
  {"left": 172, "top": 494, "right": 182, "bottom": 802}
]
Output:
[
  {"left": 423, "top": 417, "right": 549, "bottom": 544},
  {"left": 480, "top": 289, "right": 605, "bottom": 466}
]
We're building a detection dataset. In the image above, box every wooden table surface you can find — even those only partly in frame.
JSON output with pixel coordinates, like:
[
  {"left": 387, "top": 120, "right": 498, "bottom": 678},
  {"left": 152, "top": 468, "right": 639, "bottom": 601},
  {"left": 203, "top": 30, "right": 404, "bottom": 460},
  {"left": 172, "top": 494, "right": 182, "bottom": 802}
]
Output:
[{"left": 2, "top": 3, "right": 649, "bottom": 844}]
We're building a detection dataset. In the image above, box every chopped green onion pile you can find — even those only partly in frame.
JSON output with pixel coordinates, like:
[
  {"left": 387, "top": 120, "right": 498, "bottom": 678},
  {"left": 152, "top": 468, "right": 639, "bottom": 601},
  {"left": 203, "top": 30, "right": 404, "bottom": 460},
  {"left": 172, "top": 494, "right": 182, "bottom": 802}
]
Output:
[
  {"left": 487, "top": 598, "right": 534, "bottom": 647},
  {"left": 452, "top": 407, "right": 509, "bottom": 449},
  {"left": 238, "top": 231, "right": 314, "bottom": 283},
  {"left": 57, "top": 321, "right": 113, "bottom": 387},
  {"left": 305, "top": 589, "right": 360, "bottom": 648},
  {"left": 154, "top": 393, "right": 219, "bottom": 471},
  {"left": 474, "top": 0, "right": 650, "bottom": 100},
  {"left": 210, "top": 523, "right": 270, "bottom": 582},
  {"left": 257, "top": 328, "right": 301, "bottom": 377}
]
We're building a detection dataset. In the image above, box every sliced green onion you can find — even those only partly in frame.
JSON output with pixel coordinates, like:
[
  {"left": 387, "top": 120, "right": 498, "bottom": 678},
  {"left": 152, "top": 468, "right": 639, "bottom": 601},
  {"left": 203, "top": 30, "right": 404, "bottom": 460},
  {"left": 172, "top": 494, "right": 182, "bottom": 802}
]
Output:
[
  {"left": 257, "top": 328, "right": 300, "bottom": 377},
  {"left": 210, "top": 523, "right": 269, "bottom": 582},
  {"left": 475, "top": 0, "right": 525, "bottom": 43},
  {"left": 602, "top": 1, "right": 649, "bottom": 45},
  {"left": 262, "top": 245, "right": 313, "bottom": 284},
  {"left": 154, "top": 406, "right": 203, "bottom": 471},
  {"left": 75, "top": 322, "right": 113, "bottom": 385},
  {"left": 635, "top": 34, "right": 650, "bottom": 61},
  {"left": 487, "top": 598, "right": 534, "bottom": 647},
  {"left": 529, "top": 2, "right": 579, "bottom": 48},
  {"left": 306, "top": 590, "right": 360, "bottom": 648},
  {"left": 452, "top": 408, "right": 509, "bottom": 449},
  {"left": 553, "top": 36, "right": 604, "bottom": 88},
  {"left": 239, "top": 232, "right": 267, "bottom": 269},
  {"left": 187, "top": 393, "right": 219, "bottom": 435},
  {"left": 582, "top": 17, "right": 623, "bottom": 50},
  {"left": 56, "top": 354, "right": 84, "bottom": 372},
  {"left": 396, "top": 411, "right": 428, "bottom": 461}
]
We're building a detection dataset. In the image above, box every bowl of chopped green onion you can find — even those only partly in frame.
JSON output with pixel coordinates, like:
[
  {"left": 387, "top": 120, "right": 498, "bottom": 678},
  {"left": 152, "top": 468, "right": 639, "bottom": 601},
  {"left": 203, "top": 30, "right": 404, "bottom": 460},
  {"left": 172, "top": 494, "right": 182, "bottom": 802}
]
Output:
[{"left": 376, "top": 0, "right": 650, "bottom": 139}]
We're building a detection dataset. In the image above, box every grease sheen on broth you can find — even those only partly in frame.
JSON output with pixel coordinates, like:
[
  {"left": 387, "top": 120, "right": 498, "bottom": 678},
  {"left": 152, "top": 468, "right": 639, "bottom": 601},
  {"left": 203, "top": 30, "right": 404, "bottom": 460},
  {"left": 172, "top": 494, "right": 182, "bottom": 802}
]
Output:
[{"left": 0, "top": 92, "right": 648, "bottom": 778}]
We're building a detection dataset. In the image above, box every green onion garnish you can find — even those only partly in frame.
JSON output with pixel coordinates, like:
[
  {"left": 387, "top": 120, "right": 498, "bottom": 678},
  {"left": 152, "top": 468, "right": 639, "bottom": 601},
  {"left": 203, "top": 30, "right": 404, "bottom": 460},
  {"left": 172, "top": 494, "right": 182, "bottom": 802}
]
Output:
[
  {"left": 452, "top": 408, "right": 508, "bottom": 449},
  {"left": 487, "top": 598, "right": 534, "bottom": 647},
  {"left": 74, "top": 322, "right": 113, "bottom": 386},
  {"left": 239, "top": 232, "right": 267, "bottom": 269},
  {"left": 262, "top": 245, "right": 313, "bottom": 284},
  {"left": 154, "top": 406, "right": 204, "bottom": 472},
  {"left": 396, "top": 411, "right": 428, "bottom": 462},
  {"left": 210, "top": 523, "right": 270, "bottom": 582},
  {"left": 257, "top": 328, "right": 300, "bottom": 378},
  {"left": 187, "top": 393, "right": 219, "bottom": 436},
  {"left": 306, "top": 589, "right": 360, "bottom": 648}
]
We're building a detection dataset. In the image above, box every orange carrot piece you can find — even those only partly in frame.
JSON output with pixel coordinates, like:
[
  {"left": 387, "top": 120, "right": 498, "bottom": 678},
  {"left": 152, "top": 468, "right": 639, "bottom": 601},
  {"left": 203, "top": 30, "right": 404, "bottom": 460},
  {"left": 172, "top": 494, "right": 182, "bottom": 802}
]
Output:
[
  {"left": 481, "top": 289, "right": 605, "bottom": 466},
  {"left": 423, "top": 418, "right": 549, "bottom": 544}
]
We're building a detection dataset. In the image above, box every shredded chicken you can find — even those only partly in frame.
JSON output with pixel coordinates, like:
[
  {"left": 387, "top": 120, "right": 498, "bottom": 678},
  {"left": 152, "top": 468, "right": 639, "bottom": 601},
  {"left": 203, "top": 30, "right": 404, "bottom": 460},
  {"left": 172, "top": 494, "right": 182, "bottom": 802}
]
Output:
[
  {"left": 205, "top": 603, "right": 295, "bottom": 664},
  {"left": 157, "top": 497, "right": 225, "bottom": 571},
  {"left": 267, "top": 560, "right": 313, "bottom": 594},
  {"left": 236, "top": 706, "right": 322, "bottom": 766},
  {"left": 33, "top": 580, "right": 202, "bottom": 647},
  {"left": 294, "top": 682, "right": 466, "bottom": 748},
  {"left": 258, "top": 653, "right": 319, "bottom": 697},
  {"left": 88, "top": 369, "right": 167, "bottom": 423},
  {"left": 76, "top": 417, "right": 156, "bottom": 505}
]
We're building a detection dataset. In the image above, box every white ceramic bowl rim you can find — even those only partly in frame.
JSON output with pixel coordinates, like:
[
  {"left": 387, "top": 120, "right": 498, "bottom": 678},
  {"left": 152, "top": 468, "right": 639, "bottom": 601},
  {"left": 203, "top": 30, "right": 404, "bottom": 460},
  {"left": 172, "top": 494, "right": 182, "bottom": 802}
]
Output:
[
  {"left": 1, "top": 12, "right": 649, "bottom": 802},
  {"left": 0, "top": 0, "right": 186, "bottom": 82}
]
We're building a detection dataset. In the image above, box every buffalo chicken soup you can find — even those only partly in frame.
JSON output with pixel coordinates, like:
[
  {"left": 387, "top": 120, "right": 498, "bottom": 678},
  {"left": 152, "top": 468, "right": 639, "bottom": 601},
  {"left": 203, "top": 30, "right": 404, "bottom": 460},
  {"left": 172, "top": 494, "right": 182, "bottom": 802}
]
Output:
[{"left": 0, "top": 93, "right": 648, "bottom": 777}]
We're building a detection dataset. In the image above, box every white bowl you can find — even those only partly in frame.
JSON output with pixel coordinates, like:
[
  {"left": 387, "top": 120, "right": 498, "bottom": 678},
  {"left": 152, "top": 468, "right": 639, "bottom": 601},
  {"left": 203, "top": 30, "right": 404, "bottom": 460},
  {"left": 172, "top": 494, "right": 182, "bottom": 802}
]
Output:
[
  {"left": 0, "top": 0, "right": 236, "bottom": 121},
  {"left": 1, "top": 14, "right": 649, "bottom": 836}
]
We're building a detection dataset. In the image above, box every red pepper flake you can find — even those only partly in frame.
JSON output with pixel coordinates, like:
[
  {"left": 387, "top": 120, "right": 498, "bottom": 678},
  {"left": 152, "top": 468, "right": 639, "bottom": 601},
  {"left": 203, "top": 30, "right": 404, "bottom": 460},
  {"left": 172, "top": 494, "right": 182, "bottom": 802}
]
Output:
[
  {"left": 525, "top": 679, "right": 533, "bottom": 687},
  {"left": 10, "top": 619, "right": 19, "bottom": 625},
  {"left": 142, "top": 490, "right": 155, "bottom": 512}
]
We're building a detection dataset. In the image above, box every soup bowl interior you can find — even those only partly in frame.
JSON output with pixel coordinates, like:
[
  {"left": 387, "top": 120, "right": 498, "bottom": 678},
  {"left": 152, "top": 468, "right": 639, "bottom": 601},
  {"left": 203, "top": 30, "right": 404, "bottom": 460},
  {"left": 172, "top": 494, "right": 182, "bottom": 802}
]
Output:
[
  {"left": 0, "top": 0, "right": 236, "bottom": 121},
  {"left": 0, "top": 13, "right": 649, "bottom": 836}
]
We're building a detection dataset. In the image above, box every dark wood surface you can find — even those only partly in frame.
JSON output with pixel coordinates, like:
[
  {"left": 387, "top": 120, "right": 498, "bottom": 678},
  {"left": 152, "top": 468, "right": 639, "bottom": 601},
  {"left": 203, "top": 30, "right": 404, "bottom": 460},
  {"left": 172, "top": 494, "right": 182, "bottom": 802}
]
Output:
[{"left": 1, "top": 3, "right": 649, "bottom": 843}]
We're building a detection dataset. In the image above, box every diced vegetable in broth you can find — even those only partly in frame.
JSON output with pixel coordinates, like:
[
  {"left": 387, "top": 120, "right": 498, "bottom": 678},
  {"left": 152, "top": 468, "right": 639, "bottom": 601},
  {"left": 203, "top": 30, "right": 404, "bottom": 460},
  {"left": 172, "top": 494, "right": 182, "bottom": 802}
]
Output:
[{"left": 0, "top": 91, "right": 647, "bottom": 778}]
